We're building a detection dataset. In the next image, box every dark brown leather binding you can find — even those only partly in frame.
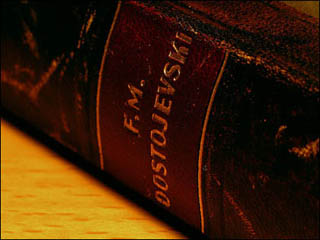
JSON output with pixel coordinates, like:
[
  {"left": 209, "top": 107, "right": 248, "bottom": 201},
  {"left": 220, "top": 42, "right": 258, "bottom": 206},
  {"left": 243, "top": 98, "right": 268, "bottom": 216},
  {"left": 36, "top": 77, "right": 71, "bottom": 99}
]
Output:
[{"left": 1, "top": 1, "right": 319, "bottom": 238}]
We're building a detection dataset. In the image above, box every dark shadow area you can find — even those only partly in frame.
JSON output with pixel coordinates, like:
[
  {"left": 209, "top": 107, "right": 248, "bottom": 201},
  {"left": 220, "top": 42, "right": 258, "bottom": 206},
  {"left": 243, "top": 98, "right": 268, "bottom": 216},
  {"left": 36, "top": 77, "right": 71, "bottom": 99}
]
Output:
[{"left": 1, "top": 108, "right": 207, "bottom": 240}]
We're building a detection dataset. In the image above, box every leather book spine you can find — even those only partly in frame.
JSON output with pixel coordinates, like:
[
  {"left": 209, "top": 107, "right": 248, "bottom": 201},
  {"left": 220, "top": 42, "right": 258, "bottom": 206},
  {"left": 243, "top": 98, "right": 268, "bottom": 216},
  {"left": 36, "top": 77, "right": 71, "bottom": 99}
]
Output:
[{"left": 1, "top": 1, "right": 319, "bottom": 238}]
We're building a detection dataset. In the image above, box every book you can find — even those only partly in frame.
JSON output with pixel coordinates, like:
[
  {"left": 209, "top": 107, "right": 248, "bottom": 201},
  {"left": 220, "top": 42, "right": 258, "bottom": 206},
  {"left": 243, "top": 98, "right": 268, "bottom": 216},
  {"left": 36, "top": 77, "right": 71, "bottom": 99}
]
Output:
[{"left": 1, "top": 1, "right": 319, "bottom": 238}]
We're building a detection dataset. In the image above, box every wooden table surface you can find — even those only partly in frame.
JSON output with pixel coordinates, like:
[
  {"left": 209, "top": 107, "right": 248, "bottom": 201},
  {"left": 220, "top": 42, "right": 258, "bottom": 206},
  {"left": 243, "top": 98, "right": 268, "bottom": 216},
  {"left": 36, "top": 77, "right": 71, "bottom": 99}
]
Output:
[{"left": 1, "top": 119, "right": 186, "bottom": 239}]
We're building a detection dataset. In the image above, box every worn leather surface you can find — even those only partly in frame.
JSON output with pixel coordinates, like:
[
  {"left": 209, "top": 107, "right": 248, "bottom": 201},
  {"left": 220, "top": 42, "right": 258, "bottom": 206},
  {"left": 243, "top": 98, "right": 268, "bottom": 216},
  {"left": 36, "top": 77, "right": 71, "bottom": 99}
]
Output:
[
  {"left": 98, "top": 2, "right": 225, "bottom": 230},
  {"left": 1, "top": 1, "right": 319, "bottom": 239}
]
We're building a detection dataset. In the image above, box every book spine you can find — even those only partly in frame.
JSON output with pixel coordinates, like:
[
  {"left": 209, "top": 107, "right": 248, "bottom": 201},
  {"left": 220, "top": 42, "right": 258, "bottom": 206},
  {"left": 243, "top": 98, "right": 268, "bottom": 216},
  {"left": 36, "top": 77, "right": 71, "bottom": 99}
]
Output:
[
  {"left": 1, "top": 1, "right": 319, "bottom": 239},
  {"left": 96, "top": 1, "right": 230, "bottom": 231}
]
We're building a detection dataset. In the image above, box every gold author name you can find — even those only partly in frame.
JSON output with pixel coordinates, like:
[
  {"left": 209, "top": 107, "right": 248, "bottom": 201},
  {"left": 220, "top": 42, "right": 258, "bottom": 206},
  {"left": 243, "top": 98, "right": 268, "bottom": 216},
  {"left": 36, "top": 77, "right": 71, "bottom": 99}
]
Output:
[{"left": 123, "top": 32, "right": 192, "bottom": 208}]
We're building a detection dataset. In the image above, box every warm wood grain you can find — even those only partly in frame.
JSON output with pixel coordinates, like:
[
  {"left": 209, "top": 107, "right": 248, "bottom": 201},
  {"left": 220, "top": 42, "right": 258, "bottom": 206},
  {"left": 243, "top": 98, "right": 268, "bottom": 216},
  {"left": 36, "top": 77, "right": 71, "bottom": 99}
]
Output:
[{"left": 1, "top": 119, "right": 186, "bottom": 239}]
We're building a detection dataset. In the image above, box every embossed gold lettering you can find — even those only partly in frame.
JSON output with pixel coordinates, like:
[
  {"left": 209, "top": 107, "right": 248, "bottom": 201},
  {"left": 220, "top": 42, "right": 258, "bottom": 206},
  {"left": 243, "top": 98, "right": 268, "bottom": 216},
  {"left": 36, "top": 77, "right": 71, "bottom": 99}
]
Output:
[
  {"left": 150, "top": 31, "right": 192, "bottom": 208},
  {"left": 151, "top": 159, "right": 167, "bottom": 176},
  {"left": 168, "top": 41, "right": 188, "bottom": 64},
  {"left": 154, "top": 94, "right": 172, "bottom": 116},
  {"left": 150, "top": 143, "right": 166, "bottom": 161},
  {"left": 123, "top": 112, "right": 139, "bottom": 135},
  {"left": 158, "top": 77, "right": 175, "bottom": 95},
  {"left": 163, "top": 62, "right": 181, "bottom": 81},
  {"left": 151, "top": 129, "right": 166, "bottom": 147},
  {"left": 153, "top": 174, "right": 168, "bottom": 191},
  {"left": 126, "top": 83, "right": 142, "bottom": 111},
  {"left": 176, "top": 32, "right": 192, "bottom": 45},
  {"left": 152, "top": 113, "right": 168, "bottom": 132},
  {"left": 155, "top": 190, "right": 171, "bottom": 207}
]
